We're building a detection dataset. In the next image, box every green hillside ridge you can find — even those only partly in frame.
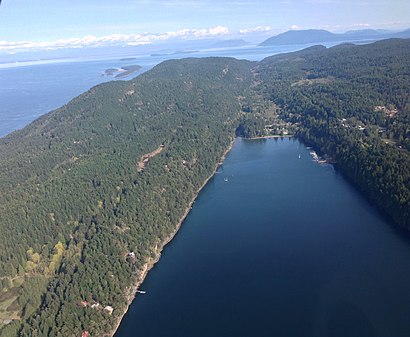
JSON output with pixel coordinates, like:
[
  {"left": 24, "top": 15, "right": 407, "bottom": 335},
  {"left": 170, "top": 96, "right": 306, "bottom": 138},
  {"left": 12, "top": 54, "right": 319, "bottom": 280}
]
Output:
[{"left": 0, "top": 40, "right": 409, "bottom": 336}]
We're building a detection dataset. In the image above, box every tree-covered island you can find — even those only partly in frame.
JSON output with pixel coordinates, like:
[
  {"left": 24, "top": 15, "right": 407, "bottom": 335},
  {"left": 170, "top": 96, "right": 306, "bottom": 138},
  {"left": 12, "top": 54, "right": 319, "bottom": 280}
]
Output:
[{"left": 0, "top": 38, "right": 409, "bottom": 336}]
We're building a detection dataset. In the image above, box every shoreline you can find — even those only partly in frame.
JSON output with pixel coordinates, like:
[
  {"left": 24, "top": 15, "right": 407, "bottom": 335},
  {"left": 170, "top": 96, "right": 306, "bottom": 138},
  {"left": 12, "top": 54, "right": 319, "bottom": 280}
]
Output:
[
  {"left": 247, "top": 134, "right": 294, "bottom": 140},
  {"left": 109, "top": 137, "right": 236, "bottom": 337}
]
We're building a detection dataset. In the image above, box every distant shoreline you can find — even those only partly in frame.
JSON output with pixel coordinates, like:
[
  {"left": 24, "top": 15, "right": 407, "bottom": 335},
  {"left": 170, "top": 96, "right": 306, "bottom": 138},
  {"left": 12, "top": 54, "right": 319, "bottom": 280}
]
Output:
[{"left": 110, "top": 137, "right": 236, "bottom": 337}]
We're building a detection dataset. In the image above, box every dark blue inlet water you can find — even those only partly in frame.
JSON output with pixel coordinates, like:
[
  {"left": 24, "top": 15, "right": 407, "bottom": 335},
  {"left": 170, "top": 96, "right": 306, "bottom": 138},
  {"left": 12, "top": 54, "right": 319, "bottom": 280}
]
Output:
[{"left": 116, "top": 137, "right": 410, "bottom": 337}]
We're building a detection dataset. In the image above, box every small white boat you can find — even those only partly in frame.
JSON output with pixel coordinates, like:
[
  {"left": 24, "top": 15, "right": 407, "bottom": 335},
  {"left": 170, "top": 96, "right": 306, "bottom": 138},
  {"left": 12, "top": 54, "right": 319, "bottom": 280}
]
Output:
[
  {"left": 310, "top": 151, "right": 319, "bottom": 161},
  {"left": 224, "top": 177, "right": 229, "bottom": 182}
]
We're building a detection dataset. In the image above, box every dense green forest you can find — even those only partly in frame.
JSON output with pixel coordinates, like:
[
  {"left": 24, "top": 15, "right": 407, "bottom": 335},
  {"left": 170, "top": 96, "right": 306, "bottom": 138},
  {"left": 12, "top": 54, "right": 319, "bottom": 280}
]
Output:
[
  {"left": 0, "top": 57, "right": 254, "bottom": 336},
  {"left": 0, "top": 39, "right": 409, "bottom": 336}
]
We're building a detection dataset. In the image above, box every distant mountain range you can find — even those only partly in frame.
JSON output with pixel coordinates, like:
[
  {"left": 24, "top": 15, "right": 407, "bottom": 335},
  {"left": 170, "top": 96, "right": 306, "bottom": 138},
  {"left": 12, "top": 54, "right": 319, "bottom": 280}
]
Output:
[{"left": 259, "top": 28, "right": 410, "bottom": 46}]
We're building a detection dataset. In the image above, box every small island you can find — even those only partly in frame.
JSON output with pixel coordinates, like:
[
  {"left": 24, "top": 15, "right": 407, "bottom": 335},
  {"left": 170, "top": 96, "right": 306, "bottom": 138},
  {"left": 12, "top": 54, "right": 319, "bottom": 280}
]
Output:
[
  {"left": 104, "top": 65, "right": 142, "bottom": 78},
  {"left": 150, "top": 50, "right": 198, "bottom": 57},
  {"left": 120, "top": 57, "right": 137, "bottom": 62}
]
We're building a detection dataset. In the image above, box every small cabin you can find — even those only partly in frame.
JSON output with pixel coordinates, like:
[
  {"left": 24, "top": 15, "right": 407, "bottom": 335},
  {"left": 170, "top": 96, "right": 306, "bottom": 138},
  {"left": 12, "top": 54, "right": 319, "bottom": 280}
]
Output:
[{"left": 104, "top": 305, "right": 114, "bottom": 315}]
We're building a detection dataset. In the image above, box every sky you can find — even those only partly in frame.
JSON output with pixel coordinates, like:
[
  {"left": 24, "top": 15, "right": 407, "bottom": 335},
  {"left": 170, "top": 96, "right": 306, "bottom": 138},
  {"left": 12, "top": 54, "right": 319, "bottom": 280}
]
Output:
[{"left": 0, "top": 0, "right": 409, "bottom": 54}]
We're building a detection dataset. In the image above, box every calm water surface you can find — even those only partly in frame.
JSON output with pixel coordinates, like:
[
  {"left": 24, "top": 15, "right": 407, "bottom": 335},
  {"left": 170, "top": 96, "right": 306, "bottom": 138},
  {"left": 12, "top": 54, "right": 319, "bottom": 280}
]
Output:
[{"left": 115, "top": 138, "right": 410, "bottom": 337}]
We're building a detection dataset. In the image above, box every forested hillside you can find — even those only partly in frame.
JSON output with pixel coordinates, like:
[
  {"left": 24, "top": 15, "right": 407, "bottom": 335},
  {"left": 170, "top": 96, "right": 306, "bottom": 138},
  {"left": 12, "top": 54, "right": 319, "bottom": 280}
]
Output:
[
  {"left": 0, "top": 57, "right": 253, "bottom": 336},
  {"left": 0, "top": 39, "right": 409, "bottom": 336}
]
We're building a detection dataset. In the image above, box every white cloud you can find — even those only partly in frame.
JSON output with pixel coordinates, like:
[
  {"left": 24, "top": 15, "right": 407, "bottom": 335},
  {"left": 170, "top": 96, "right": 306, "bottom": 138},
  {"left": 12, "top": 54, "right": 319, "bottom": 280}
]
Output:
[
  {"left": 238, "top": 25, "right": 272, "bottom": 35},
  {"left": 352, "top": 23, "right": 371, "bottom": 28},
  {"left": 0, "top": 26, "right": 230, "bottom": 53},
  {"left": 290, "top": 25, "right": 302, "bottom": 30},
  {"left": 208, "top": 26, "right": 230, "bottom": 36}
]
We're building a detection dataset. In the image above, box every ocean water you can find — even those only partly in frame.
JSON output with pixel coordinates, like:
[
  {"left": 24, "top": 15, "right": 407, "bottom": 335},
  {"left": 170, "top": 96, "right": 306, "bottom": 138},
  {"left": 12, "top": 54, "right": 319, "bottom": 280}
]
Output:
[
  {"left": 115, "top": 138, "right": 410, "bottom": 337},
  {"left": 0, "top": 58, "right": 135, "bottom": 137}
]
